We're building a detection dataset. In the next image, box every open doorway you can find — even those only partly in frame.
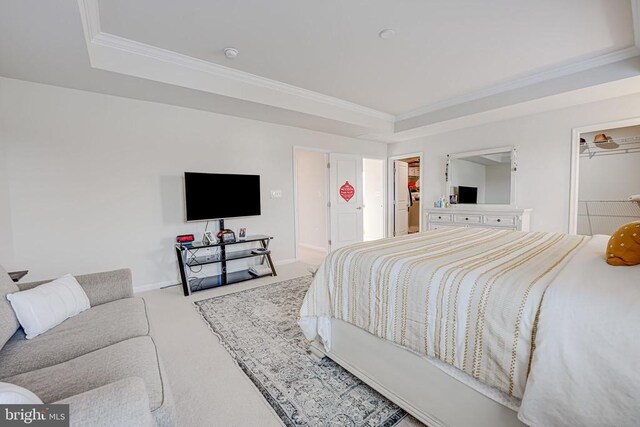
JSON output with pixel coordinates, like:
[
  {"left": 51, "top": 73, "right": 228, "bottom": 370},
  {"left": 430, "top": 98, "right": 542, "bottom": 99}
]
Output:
[
  {"left": 294, "top": 150, "right": 387, "bottom": 265},
  {"left": 389, "top": 154, "right": 422, "bottom": 236},
  {"left": 294, "top": 148, "right": 329, "bottom": 265},
  {"left": 571, "top": 122, "right": 640, "bottom": 235}
]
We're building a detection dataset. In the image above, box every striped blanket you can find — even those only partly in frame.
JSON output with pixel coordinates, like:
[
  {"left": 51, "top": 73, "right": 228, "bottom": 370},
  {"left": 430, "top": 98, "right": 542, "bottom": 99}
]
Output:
[{"left": 299, "top": 227, "right": 588, "bottom": 398}]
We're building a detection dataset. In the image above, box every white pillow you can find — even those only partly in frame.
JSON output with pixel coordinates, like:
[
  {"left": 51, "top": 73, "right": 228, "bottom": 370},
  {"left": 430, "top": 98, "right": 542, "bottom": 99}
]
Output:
[
  {"left": 0, "top": 382, "right": 43, "bottom": 404},
  {"left": 6, "top": 274, "right": 90, "bottom": 339}
]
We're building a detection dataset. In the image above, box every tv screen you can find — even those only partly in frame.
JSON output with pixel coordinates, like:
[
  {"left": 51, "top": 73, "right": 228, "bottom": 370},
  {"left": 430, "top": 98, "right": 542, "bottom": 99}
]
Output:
[
  {"left": 458, "top": 186, "right": 478, "bottom": 204},
  {"left": 185, "top": 172, "right": 261, "bottom": 221}
]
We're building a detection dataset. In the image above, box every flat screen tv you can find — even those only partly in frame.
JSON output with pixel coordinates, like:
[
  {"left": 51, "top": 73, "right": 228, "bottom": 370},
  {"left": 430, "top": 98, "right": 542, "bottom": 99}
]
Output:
[
  {"left": 458, "top": 186, "right": 478, "bottom": 204},
  {"left": 184, "top": 172, "right": 261, "bottom": 221}
]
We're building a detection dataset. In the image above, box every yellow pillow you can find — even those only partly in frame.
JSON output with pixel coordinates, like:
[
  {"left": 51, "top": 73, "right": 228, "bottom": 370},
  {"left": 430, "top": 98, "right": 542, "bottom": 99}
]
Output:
[{"left": 606, "top": 221, "right": 640, "bottom": 266}]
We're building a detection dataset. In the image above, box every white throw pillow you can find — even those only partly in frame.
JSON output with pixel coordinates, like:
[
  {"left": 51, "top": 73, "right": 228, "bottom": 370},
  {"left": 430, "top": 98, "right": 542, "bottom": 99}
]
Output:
[
  {"left": 0, "top": 382, "right": 43, "bottom": 404},
  {"left": 6, "top": 274, "right": 90, "bottom": 339}
]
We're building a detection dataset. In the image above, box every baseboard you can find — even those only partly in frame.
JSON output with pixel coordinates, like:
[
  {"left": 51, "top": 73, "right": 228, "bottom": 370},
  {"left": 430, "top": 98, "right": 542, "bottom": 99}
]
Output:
[{"left": 298, "top": 243, "right": 329, "bottom": 253}]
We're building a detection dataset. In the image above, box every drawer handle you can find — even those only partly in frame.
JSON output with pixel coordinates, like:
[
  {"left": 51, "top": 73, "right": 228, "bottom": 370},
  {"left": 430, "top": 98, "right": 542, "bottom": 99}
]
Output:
[
  {"left": 438, "top": 216, "right": 442, "bottom": 219},
  {"left": 497, "top": 219, "right": 501, "bottom": 223},
  {"left": 465, "top": 217, "right": 469, "bottom": 221}
]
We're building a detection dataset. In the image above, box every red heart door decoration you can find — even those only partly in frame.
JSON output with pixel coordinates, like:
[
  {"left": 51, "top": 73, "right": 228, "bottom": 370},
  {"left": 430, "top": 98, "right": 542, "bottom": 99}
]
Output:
[{"left": 339, "top": 181, "right": 355, "bottom": 202}]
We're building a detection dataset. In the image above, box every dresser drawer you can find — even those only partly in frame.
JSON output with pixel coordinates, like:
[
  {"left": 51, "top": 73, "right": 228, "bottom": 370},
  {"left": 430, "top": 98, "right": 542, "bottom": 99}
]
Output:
[
  {"left": 428, "top": 213, "right": 452, "bottom": 223},
  {"left": 454, "top": 214, "right": 482, "bottom": 224},
  {"left": 483, "top": 215, "right": 517, "bottom": 227}
]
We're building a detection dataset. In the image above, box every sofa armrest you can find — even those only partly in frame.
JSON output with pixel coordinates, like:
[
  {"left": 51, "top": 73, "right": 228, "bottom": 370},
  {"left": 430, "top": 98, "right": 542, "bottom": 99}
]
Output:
[
  {"left": 18, "top": 268, "right": 133, "bottom": 306},
  {"left": 55, "top": 377, "right": 155, "bottom": 427}
]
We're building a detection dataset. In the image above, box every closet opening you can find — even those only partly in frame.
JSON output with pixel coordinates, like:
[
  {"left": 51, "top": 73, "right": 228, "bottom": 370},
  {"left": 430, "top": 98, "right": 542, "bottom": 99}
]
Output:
[{"left": 571, "top": 121, "right": 640, "bottom": 235}]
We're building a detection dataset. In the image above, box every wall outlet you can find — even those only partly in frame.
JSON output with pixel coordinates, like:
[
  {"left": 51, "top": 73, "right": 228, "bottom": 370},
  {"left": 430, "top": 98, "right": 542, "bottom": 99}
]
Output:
[{"left": 270, "top": 190, "right": 283, "bottom": 199}]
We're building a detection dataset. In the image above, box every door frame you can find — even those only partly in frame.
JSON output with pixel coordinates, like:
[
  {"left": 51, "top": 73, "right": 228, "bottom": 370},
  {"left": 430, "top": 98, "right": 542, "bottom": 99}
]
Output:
[
  {"left": 569, "top": 116, "right": 640, "bottom": 234},
  {"left": 292, "top": 146, "right": 331, "bottom": 260},
  {"left": 388, "top": 152, "right": 424, "bottom": 237},
  {"left": 362, "top": 155, "right": 389, "bottom": 240}
]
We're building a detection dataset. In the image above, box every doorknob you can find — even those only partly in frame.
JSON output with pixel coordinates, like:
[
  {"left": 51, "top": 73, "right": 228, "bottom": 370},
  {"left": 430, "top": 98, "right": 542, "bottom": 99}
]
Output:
[{"left": 356, "top": 206, "right": 362, "bottom": 210}]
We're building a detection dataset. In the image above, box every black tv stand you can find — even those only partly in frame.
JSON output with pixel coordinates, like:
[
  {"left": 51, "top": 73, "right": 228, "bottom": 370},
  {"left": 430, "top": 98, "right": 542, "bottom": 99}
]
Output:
[{"left": 175, "top": 234, "right": 276, "bottom": 296}]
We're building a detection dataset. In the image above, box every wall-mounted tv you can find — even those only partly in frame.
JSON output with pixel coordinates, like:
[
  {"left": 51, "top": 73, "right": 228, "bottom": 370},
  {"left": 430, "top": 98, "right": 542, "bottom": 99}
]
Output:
[
  {"left": 184, "top": 172, "right": 261, "bottom": 221},
  {"left": 458, "top": 186, "right": 478, "bottom": 204}
]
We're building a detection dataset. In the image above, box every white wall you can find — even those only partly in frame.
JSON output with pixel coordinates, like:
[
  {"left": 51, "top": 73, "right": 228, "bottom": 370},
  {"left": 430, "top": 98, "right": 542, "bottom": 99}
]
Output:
[
  {"left": 0, "top": 135, "right": 14, "bottom": 265},
  {"left": 388, "top": 91, "right": 640, "bottom": 233},
  {"left": 295, "top": 150, "right": 327, "bottom": 252},
  {"left": 0, "top": 77, "right": 387, "bottom": 290}
]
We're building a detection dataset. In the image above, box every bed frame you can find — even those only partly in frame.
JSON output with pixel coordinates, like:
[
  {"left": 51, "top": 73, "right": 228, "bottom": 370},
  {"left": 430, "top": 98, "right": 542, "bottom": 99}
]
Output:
[{"left": 310, "top": 319, "right": 526, "bottom": 427}]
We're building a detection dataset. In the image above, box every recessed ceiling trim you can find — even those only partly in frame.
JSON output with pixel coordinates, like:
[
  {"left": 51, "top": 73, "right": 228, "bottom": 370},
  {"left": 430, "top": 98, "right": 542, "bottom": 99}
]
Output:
[
  {"left": 388, "top": 73, "right": 640, "bottom": 142},
  {"left": 77, "top": 0, "right": 101, "bottom": 44},
  {"left": 76, "top": 0, "right": 640, "bottom": 143},
  {"left": 395, "top": 45, "right": 640, "bottom": 122},
  {"left": 77, "top": 0, "right": 394, "bottom": 132},
  {"left": 89, "top": 33, "right": 393, "bottom": 120}
]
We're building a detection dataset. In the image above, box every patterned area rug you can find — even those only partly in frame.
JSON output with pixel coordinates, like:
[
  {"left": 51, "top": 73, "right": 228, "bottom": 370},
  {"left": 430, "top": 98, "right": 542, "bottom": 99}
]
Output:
[{"left": 194, "top": 276, "right": 406, "bottom": 427}]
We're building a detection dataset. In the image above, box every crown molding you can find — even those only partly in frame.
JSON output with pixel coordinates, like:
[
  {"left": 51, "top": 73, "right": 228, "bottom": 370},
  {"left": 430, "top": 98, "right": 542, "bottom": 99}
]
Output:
[
  {"left": 76, "top": 0, "right": 394, "bottom": 132},
  {"left": 388, "top": 72, "right": 640, "bottom": 143},
  {"left": 395, "top": 45, "right": 640, "bottom": 123},
  {"left": 77, "top": 0, "right": 640, "bottom": 141},
  {"left": 90, "top": 31, "right": 395, "bottom": 123},
  {"left": 77, "top": 0, "right": 101, "bottom": 44}
]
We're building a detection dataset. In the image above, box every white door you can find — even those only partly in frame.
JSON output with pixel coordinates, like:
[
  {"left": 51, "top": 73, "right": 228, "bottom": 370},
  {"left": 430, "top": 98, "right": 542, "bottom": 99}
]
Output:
[
  {"left": 394, "top": 161, "right": 409, "bottom": 236},
  {"left": 363, "top": 158, "right": 385, "bottom": 241},
  {"left": 330, "top": 153, "right": 363, "bottom": 250}
]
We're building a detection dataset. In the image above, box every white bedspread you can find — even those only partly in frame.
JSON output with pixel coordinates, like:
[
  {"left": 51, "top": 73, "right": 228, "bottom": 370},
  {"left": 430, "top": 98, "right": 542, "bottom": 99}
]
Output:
[
  {"left": 518, "top": 235, "right": 640, "bottom": 426},
  {"left": 299, "top": 228, "right": 588, "bottom": 399}
]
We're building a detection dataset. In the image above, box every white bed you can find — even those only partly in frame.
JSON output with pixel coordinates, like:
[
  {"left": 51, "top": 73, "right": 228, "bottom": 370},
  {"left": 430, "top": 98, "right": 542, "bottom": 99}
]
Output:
[{"left": 299, "top": 228, "right": 640, "bottom": 427}]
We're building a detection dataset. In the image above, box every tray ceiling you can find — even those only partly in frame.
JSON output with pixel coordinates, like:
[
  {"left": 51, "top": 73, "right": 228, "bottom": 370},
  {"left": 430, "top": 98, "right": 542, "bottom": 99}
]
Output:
[
  {"left": 1, "top": 0, "right": 639, "bottom": 141},
  {"left": 98, "top": 0, "right": 635, "bottom": 115}
]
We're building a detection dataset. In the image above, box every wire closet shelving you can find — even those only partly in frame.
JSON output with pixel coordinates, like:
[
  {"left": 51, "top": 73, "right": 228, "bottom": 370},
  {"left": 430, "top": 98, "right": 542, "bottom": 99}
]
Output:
[{"left": 580, "top": 135, "right": 640, "bottom": 158}]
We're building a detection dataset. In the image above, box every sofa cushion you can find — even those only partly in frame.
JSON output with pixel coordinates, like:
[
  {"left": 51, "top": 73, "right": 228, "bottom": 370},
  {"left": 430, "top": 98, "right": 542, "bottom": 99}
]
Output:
[
  {"left": 0, "top": 297, "right": 149, "bottom": 379},
  {"left": 55, "top": 378, "right": 156, "bottom": 427},
  {"left": 7, "top": 274, "right": 91, "bottom": 339},
  {"left": 0, "top": 265, "right": 20, "bottom": 350},
  {"left": 18, "top": 269, "right": 134, "bottom": 307},
  {"left": 2, "top": 336, "right": 167, "bottom": 412}
]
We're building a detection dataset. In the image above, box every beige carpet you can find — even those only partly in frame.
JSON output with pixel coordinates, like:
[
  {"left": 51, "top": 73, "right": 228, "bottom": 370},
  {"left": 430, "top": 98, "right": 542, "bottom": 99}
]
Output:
[{"left": 141, "top": 262, "right": 424, "bottom": 427}]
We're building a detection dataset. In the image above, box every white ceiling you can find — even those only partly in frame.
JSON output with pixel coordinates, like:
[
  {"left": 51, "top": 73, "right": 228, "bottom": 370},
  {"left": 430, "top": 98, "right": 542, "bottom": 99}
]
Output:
[
  {"left": 1, "top": 0, "right": 639, "bottom": 142},
  {"left": 98, "top": 0, "right": 635, "bottom": 115}
]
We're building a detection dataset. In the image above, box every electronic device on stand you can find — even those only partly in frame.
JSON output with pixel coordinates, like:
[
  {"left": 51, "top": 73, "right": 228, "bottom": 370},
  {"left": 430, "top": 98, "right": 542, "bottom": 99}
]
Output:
[{"left": 177, "top": 172, "right": 275, "bottom": 296}]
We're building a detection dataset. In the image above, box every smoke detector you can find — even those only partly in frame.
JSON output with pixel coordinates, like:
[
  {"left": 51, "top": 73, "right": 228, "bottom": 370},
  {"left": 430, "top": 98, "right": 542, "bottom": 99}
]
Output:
[{"left": 223, "top": 47, "right": 239, "bottom": 59}]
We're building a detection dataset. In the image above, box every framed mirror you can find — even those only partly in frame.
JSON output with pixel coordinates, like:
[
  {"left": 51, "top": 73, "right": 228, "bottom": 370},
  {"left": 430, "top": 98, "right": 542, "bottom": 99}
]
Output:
[{"left": 445, "top": 146, "right": 517, "bottom": 207}]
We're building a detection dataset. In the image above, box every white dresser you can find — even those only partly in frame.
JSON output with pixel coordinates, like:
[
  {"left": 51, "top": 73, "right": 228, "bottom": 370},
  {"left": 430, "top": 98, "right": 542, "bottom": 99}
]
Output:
[{"left": 425, "top": 207, "right": 532, "bottom": 232}]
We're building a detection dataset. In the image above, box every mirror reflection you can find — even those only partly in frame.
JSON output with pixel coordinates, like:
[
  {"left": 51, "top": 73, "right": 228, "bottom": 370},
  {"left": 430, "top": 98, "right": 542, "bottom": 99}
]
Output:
[{"left": 448, "top": 149, "right": 513, "bottom": 205}]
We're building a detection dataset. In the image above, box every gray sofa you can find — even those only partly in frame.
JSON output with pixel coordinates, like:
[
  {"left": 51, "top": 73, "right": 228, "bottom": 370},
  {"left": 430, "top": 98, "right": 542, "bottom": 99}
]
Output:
[{"left": 0, "top": 265, "right": 175, "bottom": 427}]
